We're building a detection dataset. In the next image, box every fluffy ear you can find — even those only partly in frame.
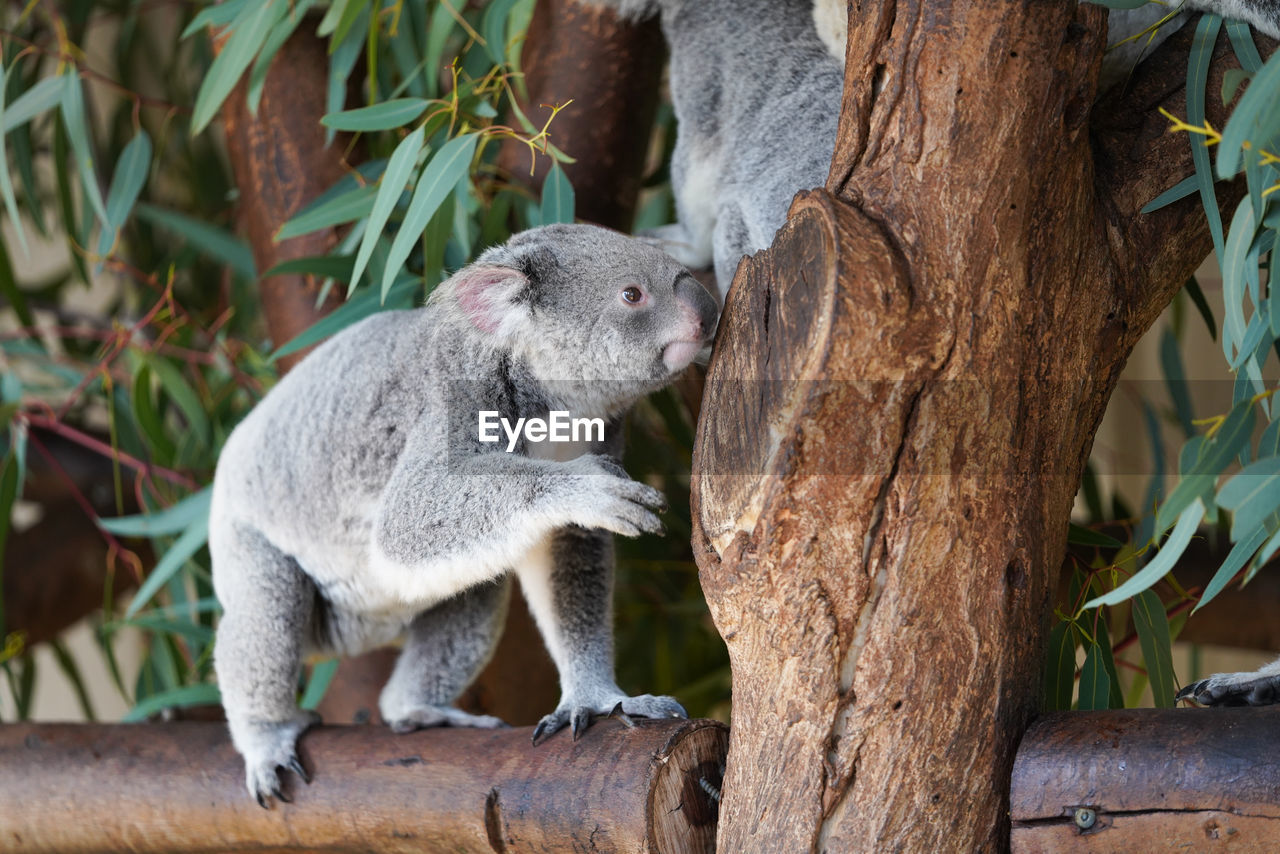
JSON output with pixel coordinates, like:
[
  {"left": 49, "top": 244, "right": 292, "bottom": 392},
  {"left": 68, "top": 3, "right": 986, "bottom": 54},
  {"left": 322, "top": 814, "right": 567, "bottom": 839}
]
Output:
[{"left": 448, "top": 264, "right": 530, "bottom": 338}]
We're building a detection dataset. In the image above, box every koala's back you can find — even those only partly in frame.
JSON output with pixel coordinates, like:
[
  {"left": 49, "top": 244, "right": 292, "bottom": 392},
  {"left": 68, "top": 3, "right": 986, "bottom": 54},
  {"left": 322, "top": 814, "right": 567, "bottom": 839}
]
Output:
[
  {"left": 666, "top": 0, "right": 842, "bottom": 251},
  {"left": 212, "top": 309, "right": 441, "bottom": 572}
]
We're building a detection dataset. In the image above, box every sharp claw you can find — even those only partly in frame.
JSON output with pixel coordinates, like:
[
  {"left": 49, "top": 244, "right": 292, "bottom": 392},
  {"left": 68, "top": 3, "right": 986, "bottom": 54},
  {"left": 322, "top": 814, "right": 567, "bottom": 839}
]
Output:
[
  {"left": 272, "top": 784, "right": 290, "bottom": 805},
  {"left": 531, "top": 720, "right": 551, "bottom": 745},
  {"left": 256, "top": 791, "right": 269, "bottom": 810},
  {"left": 288, "top": 758, "right": 311, "bottom": 784},
  {"left": 610, "top": 702, "right": 636, "bottom": 729},
  {"left": 571, "top": 708, "right": 592, "bottom": 740}
]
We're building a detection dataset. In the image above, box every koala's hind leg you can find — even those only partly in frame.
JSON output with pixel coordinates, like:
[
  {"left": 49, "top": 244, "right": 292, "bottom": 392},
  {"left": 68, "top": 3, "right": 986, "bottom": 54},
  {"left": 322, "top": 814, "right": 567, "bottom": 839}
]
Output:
[
  {"left": 212, "top": 524, "right": 319, "bottom": 807},
  {"left": 1177, "top": 656, "right": 1280, "bottom": 706},
  {"left": 378, "top": 578, "right": 512, "bottom": 732}
]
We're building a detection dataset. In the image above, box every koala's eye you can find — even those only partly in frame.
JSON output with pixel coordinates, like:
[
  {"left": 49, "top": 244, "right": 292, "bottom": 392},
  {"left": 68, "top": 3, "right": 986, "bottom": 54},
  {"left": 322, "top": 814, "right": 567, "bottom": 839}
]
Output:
[{"left": 621, "top": 285, "right": 645, "bottom": 305}]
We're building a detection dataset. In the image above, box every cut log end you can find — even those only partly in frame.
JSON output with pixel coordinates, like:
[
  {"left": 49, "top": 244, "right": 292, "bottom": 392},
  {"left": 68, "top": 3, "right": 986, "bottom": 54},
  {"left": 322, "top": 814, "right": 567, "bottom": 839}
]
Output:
[{"left": 0, "top": 717, "right": 727, "bottom": 854}]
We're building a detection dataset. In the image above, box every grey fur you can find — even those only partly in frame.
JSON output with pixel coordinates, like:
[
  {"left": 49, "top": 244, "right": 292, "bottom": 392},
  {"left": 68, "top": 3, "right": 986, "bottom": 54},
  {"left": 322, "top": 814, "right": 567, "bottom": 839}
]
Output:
[
  {"left": 1177, "top": 655, "right": 1280, "bottom": 706},
  {"left": 585, "top": 0, "right": 1278, "bottom": 299},
  {"left": 212, "top": 224, "right": 717, "bottom": 806}
]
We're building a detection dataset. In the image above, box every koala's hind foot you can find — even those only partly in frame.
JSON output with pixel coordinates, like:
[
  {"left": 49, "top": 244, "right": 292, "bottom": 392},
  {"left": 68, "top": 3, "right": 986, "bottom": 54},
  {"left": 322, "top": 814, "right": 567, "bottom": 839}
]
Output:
[
  {"left": 233, "top": 710, "right": 320, "bottom": 808},
  {"left": 385, "top": 705, "right": 506, "bottom": 734},
  {"left": 1178, "top": 660, "right": 1280, "bottom": 707},
  {"left": 531, "top": 693, "right": 687, "bottom": 745}
]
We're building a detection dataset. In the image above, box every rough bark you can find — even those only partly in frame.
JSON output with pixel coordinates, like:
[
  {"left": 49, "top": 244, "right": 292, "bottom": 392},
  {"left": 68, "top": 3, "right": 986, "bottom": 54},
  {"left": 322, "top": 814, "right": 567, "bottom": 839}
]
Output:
[
  {"left": 498, "top": 0, "right": 665, "bottom": 232},
  {"left": 220, "top": 27, "right": 351, "bottom": 373},
  {"left": 692, "top": 5, "right": 1272, "bottom": 851},
  {"left": 1010, "top": 708, "right": 1280, "bottom": 851},
  {"left": 0, "top": 718, "right": 726, "bottom": 853}
]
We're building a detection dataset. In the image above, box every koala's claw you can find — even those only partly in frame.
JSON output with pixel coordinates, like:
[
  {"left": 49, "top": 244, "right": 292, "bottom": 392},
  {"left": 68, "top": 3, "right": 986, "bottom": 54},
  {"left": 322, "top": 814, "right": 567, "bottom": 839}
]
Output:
[
  {"left": 286, "top": 756, "right": 312, "bottom": 785},
  {"left": 1177, "top": 672, "right": 1280, "bottom": 707},
  {"left": 239, "top": 711, "right": 319, "bottom": 808},
  {"left": 531, "top": 694, "right": 688, "bottom": 745}
]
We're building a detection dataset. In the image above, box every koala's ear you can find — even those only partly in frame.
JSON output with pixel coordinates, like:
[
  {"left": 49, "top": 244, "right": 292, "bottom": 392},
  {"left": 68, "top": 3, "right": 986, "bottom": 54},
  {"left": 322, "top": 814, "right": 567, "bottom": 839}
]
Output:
[{"left": 449, "top": 264, "right": 531, "bottom": 338}]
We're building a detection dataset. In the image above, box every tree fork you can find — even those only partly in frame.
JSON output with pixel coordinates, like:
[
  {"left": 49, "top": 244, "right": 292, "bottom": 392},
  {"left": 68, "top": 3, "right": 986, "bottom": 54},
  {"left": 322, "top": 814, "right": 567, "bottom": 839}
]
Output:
[{"left": 693, "top": 4, "right": 1270, "bottom": 851}]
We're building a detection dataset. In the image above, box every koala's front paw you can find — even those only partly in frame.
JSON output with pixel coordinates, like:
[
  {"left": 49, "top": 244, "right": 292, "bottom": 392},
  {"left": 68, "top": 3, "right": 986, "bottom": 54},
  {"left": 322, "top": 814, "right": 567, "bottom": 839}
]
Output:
[
  {"left": 385, "top": 704, "right": 507, "bottom": 734},
  {"left": 1177, "top": 671, "right": 1280, "bottom": 707},
  {"left": 531, "top": 693, "right": 687, "bottom": 745},
  {"left": 571, "top": 455, "right": 667, "bottom": 538},
  {"left": 236, "top": 710, "right": 320, "bottom": 808}
]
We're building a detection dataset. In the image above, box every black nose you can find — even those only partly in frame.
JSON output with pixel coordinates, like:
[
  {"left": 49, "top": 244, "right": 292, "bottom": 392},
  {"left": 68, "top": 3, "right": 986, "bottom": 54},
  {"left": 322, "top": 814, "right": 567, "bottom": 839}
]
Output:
[{"left": 677, "top": 275, "right": 720, "bottom": 338}]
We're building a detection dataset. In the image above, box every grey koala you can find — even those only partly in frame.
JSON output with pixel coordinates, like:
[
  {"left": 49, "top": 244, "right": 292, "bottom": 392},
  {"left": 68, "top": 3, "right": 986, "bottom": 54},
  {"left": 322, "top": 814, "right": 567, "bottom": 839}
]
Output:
[
  {"left": 1177, "top": 656, "right": 1280, "bottom": 706},
  {"left": 590, "top": 0, "right": 1280, "bottom": 302},
  {"left": 210, "top": 223, "right": 719, "bottom": 807}
]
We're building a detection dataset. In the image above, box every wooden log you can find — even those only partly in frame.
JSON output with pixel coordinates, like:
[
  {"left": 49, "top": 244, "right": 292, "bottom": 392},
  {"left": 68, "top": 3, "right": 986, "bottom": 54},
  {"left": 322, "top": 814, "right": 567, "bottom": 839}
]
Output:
[
  {"left": 0, "top": 717, "right": 726, "bottom": 854},
  {"left": 1010, "top": 708, "right": 1280, "bottom": 853}
]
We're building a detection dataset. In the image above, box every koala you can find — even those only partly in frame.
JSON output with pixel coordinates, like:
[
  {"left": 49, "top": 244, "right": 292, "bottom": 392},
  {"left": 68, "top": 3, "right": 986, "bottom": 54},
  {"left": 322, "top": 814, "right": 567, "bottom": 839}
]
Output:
[
  {"left": 1177, "top": 656, "right": 1280, "bottom": 706},
  {"left": 210, "top": 223, "right": 719, "bottom": 807},
  {"left": 589, "top": 0, "right": 1280, "bottom": 302}
]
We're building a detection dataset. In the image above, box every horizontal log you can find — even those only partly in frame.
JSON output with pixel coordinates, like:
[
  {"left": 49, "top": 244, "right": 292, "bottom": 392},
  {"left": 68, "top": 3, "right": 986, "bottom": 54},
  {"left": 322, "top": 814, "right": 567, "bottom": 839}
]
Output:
[
  {"left": 1011, "top": 708, "right": 1280, "bottom": 852},
  {"left": 0, "top": 718, "right": 726, "bottom": 853}
]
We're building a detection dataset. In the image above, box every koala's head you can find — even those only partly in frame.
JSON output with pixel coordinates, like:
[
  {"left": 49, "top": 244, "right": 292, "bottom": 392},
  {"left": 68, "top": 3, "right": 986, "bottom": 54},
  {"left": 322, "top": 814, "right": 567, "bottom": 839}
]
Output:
[{"left": 438, "top": 224, "right": 718, "bottom": 410}]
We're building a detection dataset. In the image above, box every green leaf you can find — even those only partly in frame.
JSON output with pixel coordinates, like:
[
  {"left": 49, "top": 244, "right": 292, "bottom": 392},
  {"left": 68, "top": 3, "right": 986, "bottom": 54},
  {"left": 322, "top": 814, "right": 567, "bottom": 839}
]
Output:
[
  {"left": 1042, "top": 621, "right": 1076, "bottom": 711},
  {"left": 1189, "top": 16, "right": 1226, "bottom": 263},
  {"left": 1226, "top": 18, "right": 1264, "bottom": 74},
  {"left": 1185, "top": 277, "right": 1217, "bottom": 342},
  {"left": 483, "top": 0, "right": 521, "bottom": 64},
  {"left": 1160, "top": 327, "right": 1195, "bottom": 438},
  {"left": 350, "top": 125, "right": 426, "bottom": 292},
  {"left": 425, "top": 0, "right": 458, "bottom": 94},
  {"left": 1218, "top": 46, "right": 1280, "bottom": 179},
  {"left": 277, "top": 182, "right": 379, "bottom": 241},
  {"left": 1221, "top": 68, "right": 1253, "bottom": 105},
  {"left": 1157, "top": 398, "right": 1255, "bottom": 531},
  {"left": 300, "top": 659, "right": 338, "bottom": 709},
  {"left": 380, "top": 132, "right": 478, "bottom": 302},
  {"left": 324, "top": 3, "right": 368, "bottom": 145},
  {"left": 0, "top": 66, "right": 29, "bottom": 254},
  {"left": 95, "top": 130, "right": 152, "bottom": 259},
  {"left": 1140, "top": 175, "right": 1197, "bottom": 214},
  {"left": 58, "top": 72, "right": 109, "bottom": 226},
  {"left": 148, "top": 357, "right": 211, "bottom": 450},
  {"left": 1221, "top": 200, "right": 1258, "bottom": 360},
  {"left": 123, "top": 513, "right": 210, "bottom": 619},
  {"left": 124, "top": 682, "right": 221, "bottom": 722},
  {"left": 99, "top": 487, "right": 212, "bottom": 537},
  {"left": 247, "top": 0, "right": 315, "bottom": 114},
  {"left": 328, "top": 0, "right": 369, "bottom": 49},
  {"left": 1077, "top": 643, "right": 1111, "bottom": 710},
  {"left": 1217, "top": 455, "right": 1280, "bottom": 539},
  {"left": 48, "top": 638, "right": 97, "bottom": 720},
  {"left": 1196, "top": 524, "right": 1266, "bottom": 612},
  {"left": 262, "top": 254, "right": 357, "bottom": 282},
  {"left": 181, "top": 0, "right": 252, "bottom": 39},
  {"left": 190, "top": 0, "right": 288, "bottom": 134},
  {"left": 539, "top": 160, "right": 575, "bottom": 226},
  {"left": 322, "top": 98, "right": 430, "bottom": 131},
  {"left": 135, "top": 202, "right": 256, "bottom": 279},
  {"left": 0, "top": 74, "right": 64, "bottom": 132},
  {"left": 1132, "top": 589, "right": 1175, "bottom": 708},
  {"left": 271, "top": 273, "right": 418, "bottom": 361},
  {"left": 1086, "top": 498, "right": 1204, "bottom": 608},
  {"left": 1067, "top": 523, "right": 1124, "bottom": 550}
]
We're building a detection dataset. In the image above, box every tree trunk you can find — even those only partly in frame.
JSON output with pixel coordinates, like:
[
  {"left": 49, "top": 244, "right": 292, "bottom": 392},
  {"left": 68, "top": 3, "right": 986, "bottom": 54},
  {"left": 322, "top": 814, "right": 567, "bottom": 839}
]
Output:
[{"left": 692, "top": 5, "right": 1270, "bottom": 851}]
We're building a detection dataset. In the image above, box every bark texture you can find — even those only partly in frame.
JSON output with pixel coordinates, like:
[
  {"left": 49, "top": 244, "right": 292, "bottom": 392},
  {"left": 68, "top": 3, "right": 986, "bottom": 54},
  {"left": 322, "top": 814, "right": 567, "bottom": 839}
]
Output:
[
  {"left": 1010, "top": 707, "right": 1280, "bottom": 851},
  {"left": 220, "top": 27, "right": 351, "bottom": 373},
  {"left": 0, "top": 718, "right": 726, "bottom": 853},
  {"left": 692, "top": 5, "right": 1272, "bottom": 851}
]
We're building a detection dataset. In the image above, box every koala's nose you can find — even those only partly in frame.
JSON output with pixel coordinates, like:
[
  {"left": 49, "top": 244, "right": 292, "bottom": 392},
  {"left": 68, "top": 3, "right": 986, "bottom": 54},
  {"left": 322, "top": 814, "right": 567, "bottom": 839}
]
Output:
[{"left": 676, "top": 274, "right": 720, "bottom": 339}]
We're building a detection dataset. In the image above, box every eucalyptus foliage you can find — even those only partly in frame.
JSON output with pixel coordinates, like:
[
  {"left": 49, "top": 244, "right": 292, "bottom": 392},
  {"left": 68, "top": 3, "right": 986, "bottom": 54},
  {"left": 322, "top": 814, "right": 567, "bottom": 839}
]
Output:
[
  {"left": 1050, "top": 6, "right": 1280, "bottom": 713},
  {"left": 0, "top": 0, "right": 724, "bottom": 723}
]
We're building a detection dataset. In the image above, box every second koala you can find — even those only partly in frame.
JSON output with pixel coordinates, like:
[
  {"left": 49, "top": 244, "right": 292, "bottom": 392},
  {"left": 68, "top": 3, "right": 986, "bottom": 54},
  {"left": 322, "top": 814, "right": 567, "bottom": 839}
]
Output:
[{"left": 211, "top": 224, "right": 719, "bottom": 807}]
